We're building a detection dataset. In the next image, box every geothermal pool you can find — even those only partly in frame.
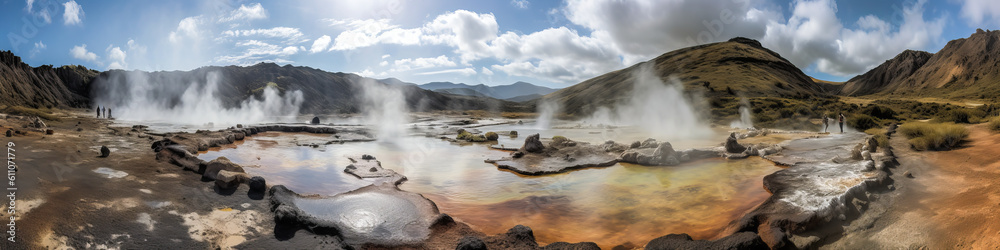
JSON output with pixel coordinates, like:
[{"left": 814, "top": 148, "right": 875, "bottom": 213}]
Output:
[{"left": 197, "top": 124, "right": 783, "bottom": 248}]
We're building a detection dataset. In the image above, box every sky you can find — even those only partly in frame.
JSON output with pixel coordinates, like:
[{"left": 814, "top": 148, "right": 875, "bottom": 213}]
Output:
[{"left": 2, "top": 0, "right": 998, "bottom": 88}]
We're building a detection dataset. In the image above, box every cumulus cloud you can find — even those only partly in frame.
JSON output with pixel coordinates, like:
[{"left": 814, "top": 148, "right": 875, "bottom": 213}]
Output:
[
  {"left": 511, "top": 0, "right": 530, "bottom": 9},
  {"left": 169, "top": 16, "right": 204, "bottom": 43},
  {"left": 326, "top": 19, "right": 421, "bottom": 51},
  {"left": 221, "top": 27, "right": 306, "bottom": 44},
  {"left": 26, "top": 0, "right": 34, "bottom": 12},
  {"left": 70, "top": 44, "right": 98, "bottom": 62},
  {"left": 392, "top": 55, "right": 457, "bottom": 71},
  {"left": 415, "top": 68, "right": 478, "bottom": 76},
  {"left": 310, "top": 35, "right": 332, "bottom": 53},
  {"left": 106, "top": 45, "right": 127, "bottom": 70},
  {"left": 63, "top": 0, "right": 83, "bottom": 26},
  {"left": 760, "top": 0, "right": 945, "bottom": 76},
  {"left": 219, "top": 3, "right": 268, "bottom": 23},
  {"left": 960, "top": 0, "right": 1000, "bottom": 26},
  {"left": 422, "top": 10, "right": 500, "bottom": 62},
  {"left": 214, "top": 40, "right": 300, "bottom": 65},
  {"left": 481, "top": 67, "right": 494, "bottom": 75}
]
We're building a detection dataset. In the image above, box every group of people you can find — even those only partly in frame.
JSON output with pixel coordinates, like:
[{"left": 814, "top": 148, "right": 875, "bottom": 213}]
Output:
[
  {"left": 96, "top": 105, "right": 112, "bottom": 119},
  {"left": 822, "top": 113, "right": 846, "bottom": 133}
]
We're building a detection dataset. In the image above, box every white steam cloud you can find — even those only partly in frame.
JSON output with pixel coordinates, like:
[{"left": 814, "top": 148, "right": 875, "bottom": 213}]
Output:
[
  {"left": 359, "top": 79, "right": 409, "bottom": 140},
  {"left": 730, "top": 97, "right": 754, "bottom": 129},
  {"left": 584, "top": 63, "right": 712, "bottom": 140},
  {"left": 93, "top": 71, "right": 304, "bottom": 126},
  {"left": 535, "top": 98, "right": 560, "bottom": 129}
]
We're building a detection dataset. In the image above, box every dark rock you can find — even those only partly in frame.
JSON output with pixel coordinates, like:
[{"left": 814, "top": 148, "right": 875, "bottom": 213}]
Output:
[
  {"left": 455, "top": 236, "right": 487, "bottom": 250},
  {"left": 646, "top": 232, "right": 767, "bottom": 250},
  {"left": 542, "top": 242, "right": 601, "bottom": 250},
  {"left": 45, "top": 129, "right": 54, "bottom": 135},
  {"left": 203, "top": 157, "right": 245, "bottom": 180},
  {"left": 726, "top": 133, "right": 746, "bottom": 153},
  {"left": 215, "top": 170, "right": 248, "bottom": 189},
  {"left": 5, "top": 130, "right": 11, "bottom": 137},
  {"left": 100, "top": 146, "right": 111, "bottom": 157},
  {"left": 903, "top": 171, "right": 914, "bottom": 178},
  {"left": 522, "top": 134, "right": 545, "bottom": 153},
  {"left": 310, "top": 116, "right": 320, "bottom": 124},
  {"left": 249, "top": 176, "right": 267, "bottom": 193},
  {"left": 653, "top": 142, "right": 679, "bottom": 165},
  {"left": 485, "top": 132, "right": 499, "bottom": 141},
  {"left": 506, "top": 225, "right": 535, "bottom": 242},
  {"left": 509, "top": 131, "right": 518, "bottom": 137},
  {"left": 362, "top": 154, "right": 376, "bottom": 160},
  {"left": 630, "top": 141, "right": 641, "bottom": 148},
  {"left": 640, "top": 138, "right": 658, "bottom": 148},
  {"left": 511, "top": 151, "right": 525, "bottom": 158},
  {"left": 236, "top": 124, "right": 243, "bottom": 128}
]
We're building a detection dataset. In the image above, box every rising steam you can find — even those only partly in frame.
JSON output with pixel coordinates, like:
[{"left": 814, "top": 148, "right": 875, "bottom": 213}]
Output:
[
  {"left": 583, "top": 63, "right": 712, "bottom": 140},
  {"left": 535, "top": 98, "right": 560, "bottom": 129},
  {"left": 730, "top": 97, "right": 754, "bottom": 129},
  {"left": 359, "top": 79, "right": 409, "bottom": 140},
  {"left": 92, "top": 71, "right": 304, "bottom": 126}
]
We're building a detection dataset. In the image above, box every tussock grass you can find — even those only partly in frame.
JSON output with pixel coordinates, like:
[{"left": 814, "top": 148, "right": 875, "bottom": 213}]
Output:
[
  {"left": 898, "top": 122, "right": 968, "bottom": 151},
  {"left": 988, "top": 117, "right": 1000, "bottom": 132},
  {"left": 0, "top": 105, "right": 60, "bottom": 121},
  {"left": 864, "top": 128, "right": 890, "bottom": 149}
]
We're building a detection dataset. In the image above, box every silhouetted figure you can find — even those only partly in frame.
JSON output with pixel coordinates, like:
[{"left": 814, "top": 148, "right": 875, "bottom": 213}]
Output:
[
  {"left": 96, "top": 106, "right": 100, "bottom": 118},
  {"left": 102, "top": 107, "right": 106, "bottom": 119},
  {"left": 107, "top": 108, "right": 112, "bottom": 119},
  {"left": 822, "top": 114, "right": 829, "bottom": 133},
  {"left": 839, "top": 113, "right": 845, "bottom": 133}
]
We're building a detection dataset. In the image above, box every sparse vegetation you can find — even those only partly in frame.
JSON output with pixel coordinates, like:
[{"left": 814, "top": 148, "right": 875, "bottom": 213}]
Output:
[
  {"left": 898, "top": 122, "right": 969, "bottom": 151},
  {"left": 935, "top": 108, "right": 986, "bottom": 123},
  {"left": 864, "top": 128, "right": 890, "bottom": 149},
  {"left": 988, "top": 117, "right": 1000, "bottom": 132},
  {"left": 0, "top": 105, "right": 60, "bottom": 121},
  {"left": 848, "top": 114, "right": 880, "bottom": 131},
  {"left": 552, "top": 135, "right": 568, "bottom": 144}
]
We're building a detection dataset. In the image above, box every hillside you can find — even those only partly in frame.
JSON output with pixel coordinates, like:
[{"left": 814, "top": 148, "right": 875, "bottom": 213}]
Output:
[
  {"left": 0, "top": 51, "right": 98, "bottom": 108},
  {"left": 418, "top": 81, "right": 558, "bottom": 100},
  {"left": 843, "top": 29, "right": 1000, "bottom": 101},
  {"left": 545, "top": 37, "right": 832, "bottom": 116},
  {"left": 89, "top": 64, "right": 529, "bottom": 115}
]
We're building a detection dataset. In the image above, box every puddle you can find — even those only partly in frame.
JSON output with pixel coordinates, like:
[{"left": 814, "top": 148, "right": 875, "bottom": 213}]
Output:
[{"left": 93, "top": 167, "right": 129, "bottom": 178}]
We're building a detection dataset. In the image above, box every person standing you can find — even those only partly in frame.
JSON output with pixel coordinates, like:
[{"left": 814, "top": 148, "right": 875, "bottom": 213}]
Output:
[
  {"left": 839, "top": 113, "right": 846, "bottom": 133},
  {"left": 96, "top": 106, "right": 100, "bottom": 118},
  {"left": 107, "top": 108, "right": 112, "bottom": 119},
  {"left": 822, "top": 114, "right": 829, "bottom": 133}
]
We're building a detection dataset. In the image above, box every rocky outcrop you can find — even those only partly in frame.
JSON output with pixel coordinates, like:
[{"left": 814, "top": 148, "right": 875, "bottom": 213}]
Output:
[
  {"left": 344, "top": 155, "right": 406, "bottom": 185},
  {"left": 619, "top": 139, "right": 721, "bottom": 166},
  {"left": 725, "top": 133, "right": 747, "bottom": 153},
  {"left": 486, "top": 135, "right": 617, "bottom": 175},
  {"left": 646, "top": 232, "right": 767, "bottom": 250},
  {"left": 215, "top": 170, "right": 250, "bottom": 189},
  {"left": 310, "top": 116, "right": 320, "bottom": 124},
  {"left": 521, "top": 134, "right": 545, "bottom": 153},
  {"left": 0, "top": 50, "right": 97, "bottom": 108},
  {"left": 203, "top": 157, "right": 245, "bottom": 180}
]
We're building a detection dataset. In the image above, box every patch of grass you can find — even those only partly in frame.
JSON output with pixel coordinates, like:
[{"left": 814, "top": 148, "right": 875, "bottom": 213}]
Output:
[
  {"left": 500, "top": 112, "right": 534, "bottom": 119},
  {"left": 898, "top": 122, "right": 969, "bottom": 151},
  {"left": 848, "top": 114, "right": 880, "bottom": 131},
  {"left": 864, "top": 128, "right": 890, "bottom": 149},
  {"left": 988, "top": 117, "right": 1000, "bottom": 133},
  {"left": 552, "top": 135, "right": 568, "bottom": 143},
  {"left": 0, "top": 106, "right": 60, "bottom": 121},
  {"left": 934, "top": 108, "right": 986, "bottom": 123}
]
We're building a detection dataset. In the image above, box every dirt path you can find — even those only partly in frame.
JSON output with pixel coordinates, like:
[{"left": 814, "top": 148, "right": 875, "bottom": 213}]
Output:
[{"left": 824, "top": 124, "right": 1000, "bottom": 249}]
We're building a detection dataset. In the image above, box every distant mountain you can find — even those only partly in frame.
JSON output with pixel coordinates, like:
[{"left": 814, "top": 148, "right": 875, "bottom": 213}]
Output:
[
  {"left": 504, "top": 94, "right": 544, "bottom": 102},
  {"left": 842, "top": 29, "right": 1000, "bottom": 100},
  {"left": 434, "top": 88, "right": 492, "bottom": 98},
  {"left": 545, "top": 37, "right": 832, "bottom": 115},
  {"left": 0, "top": 50, "right": 529, "bottom": 114},
  {"left": 418, "top": 81, "right": 558, "bottom": 100},
  {"left": 0, "top": 51, "right": 98, "bottom": 109}
]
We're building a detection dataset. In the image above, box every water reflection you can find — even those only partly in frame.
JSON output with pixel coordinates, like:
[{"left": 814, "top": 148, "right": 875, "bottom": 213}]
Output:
[{"left": 198, "top": 130, "right": 781, "bottom": 248}]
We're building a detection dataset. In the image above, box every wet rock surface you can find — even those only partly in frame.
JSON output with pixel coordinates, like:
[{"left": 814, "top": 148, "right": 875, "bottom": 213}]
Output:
[
  {"left": 618, "top": 138, "right": 722, "bottom": 166},
  {"left": 268, "top": 184, "right": 443, "bottom": 247},
  {"left": 344, "top": 155, "right": 406, "bottom": 185},
  {"left": 718, "top": 132, "right": 896, "bottom": 249},
  {"left": 646, "top": 232, "right": 768, "bottom": 250}
]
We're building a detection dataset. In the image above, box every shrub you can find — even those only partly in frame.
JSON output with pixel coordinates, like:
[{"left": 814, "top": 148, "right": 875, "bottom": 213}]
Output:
[
  {"left": 847, "top": 114, "right": 879, "bottom": 131},
  {"left": 778, "top": 108, "right": 796, "bottom": 118},
  {"left": 864, "top": 128, "right": 890, "bottom": 149},
  {"left": 861, "top": 105, "right": 897, "bottom": 120},
  {"left": 469, "top": 134, "right": 487, "bottom": 142},
  {"left": 936, "top": 109, "right": 986, "bottom": 123},
  {"left": 1, "top": 106, "right": 60, "bottom": 121},
  {"left": 457, "top": 130, "right": 473, "bottom": 140},
  {"left": 485, "top": 132, "right": 499, "bottom": 141},
  {"left": 552, "top": 135, "right": 568, "bottom": 144},
  {"left": 989, "top": 117, "right": 1000, "bottom": 132},
  {"left": 898, "top": 122, "right": 969, "bottom": 151}
]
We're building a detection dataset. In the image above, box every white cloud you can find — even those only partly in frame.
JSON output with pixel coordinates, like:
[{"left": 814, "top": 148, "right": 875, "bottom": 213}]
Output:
[
  {"left": 169, "top": 16, "right": 204, "bottom": 43},
  {"left": 127, "top": 39, "right": 147, "bottom": 54},
  {"left": 106, "top": 46, "right": 127, "bottom": 70},
  {"left": 392, "top": 55, "right": 457, "bottom": 71},
  {"left": 26, "top": 0, "right": 34, "bottom": 12},
  {"left": 422, "top": 10, "right": 500, "bottom": 63},
  {"left": 511, "top": 0, "right": 530, "bottom": 9},
  {"left": 960, "top": 0, "right": 1000, "bottom": 26},
  {"left": 30, "top": 41, "right": 45, "bottom": 57},
  {"left": 310, "top": 35, "right": 332, "bottom": 53},
  {"left": 63, "top": 0, "right": 83, "bottom": 26},
  {"left": 326, "top": 19, "right": 421, "bottom": 51},
  {"left": 481, "top": 67, "right": 494, "bottom": 76},
  {"left": 760, "top": 0, "right": 945, "bottom": 76},
  {"left": 415, "top": 68, "right": 477, "bottom": 76},
  {"left": 219, "top": 3, "right": 268, "bottom": 23},
  {"left": 38, "top": 8, "right": 51, "bottom": 24},
  {"left": 70, "top": 44, "right": 98, "bottom": 62},
  {"left": 381, "top": 54, "right": 391, "bottom": 59},
  {"left": 214, "top": 40, "right": 300, "bottom": 65},
  {"left": 379, "top": 61, "right": 389, "bottom": 66},
  {"left": 221, "top": 27, "right": 306, "bottom": 44}
]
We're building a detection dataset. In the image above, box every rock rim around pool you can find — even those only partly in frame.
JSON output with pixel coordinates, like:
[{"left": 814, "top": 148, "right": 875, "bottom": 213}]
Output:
[
  {"left": 269, "top": 184, "right": 447, "bottom": 248},
  {"left": 485, "top": 134, "right": 618, "bottom": 175},
  {"left": 344, "top": 155, "right": 406, "bottom": 185}
]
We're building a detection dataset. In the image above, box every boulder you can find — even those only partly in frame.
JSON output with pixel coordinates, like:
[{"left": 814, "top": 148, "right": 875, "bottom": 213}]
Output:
[
  {"left": 249, "top": 176, "right": 267, "bottom": 193},
  {"left": 646, "top": 232, "right": 767, "bottom": 250},
  {"left": 506, "top": 225, "right": 536, "bottom": 244},
  {"left": 522, "top": 134, "right": 545, "bottom": 153},
  {"left": 203, "top": 157, "right": 245, "bottom": 180},
  {"left": 653, "top": 142, "right": 680, "bottom": 165},
  {"left": 100, "top": 146, "right": 111, "bottom": 157},
  {"left": 630, "top": 141, "right": 641, "bottom": 148},
  {"left": 45, "top": 129, "right": 54, "bottom": 135},
  {"left": 215, "top": 170, "right": 248, "bottom": 189},
  {"left": 725, "top": 133, "right": 747, "bottom": 153},
  {"left": 5, "top": 130, "right": 11, "bottom": 137},
  {"left": 310, "top": 116, "right": 320, "bottom": 124},
  {"left": 640, "top": 138, "right": 658, "bottom": 148},
  {"left": 455, "top": 236, "right": 488, "bottom": 250},
  {"left": 509, "top": 131, "right": 518, "bottom": 137},
  {"left": 485, "top": 132, "right": 499, "bottom": 141}
]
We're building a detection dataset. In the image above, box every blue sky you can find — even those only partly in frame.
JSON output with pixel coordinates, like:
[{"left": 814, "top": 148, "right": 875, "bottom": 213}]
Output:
[{"left": 2, "top": 0, "right": 998, "bottom": 88}]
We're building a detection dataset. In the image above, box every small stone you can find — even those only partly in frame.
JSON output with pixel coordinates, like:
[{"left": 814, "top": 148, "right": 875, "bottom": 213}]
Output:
[
  {"left": 45, "top": 129, "right": 54, "bottom": 135},
  {"left": 903, "top": 171, "right": 914, "bottom": 178},
  {"left": 369, "top": 167, "right": 378, "bottom": 172},
  {"left": 362, "top": 154, "right": 376, "bottom": 160},
  {"left": 249, "top": 176, "right": 267, "bottom": 193},
  {"left": 511, "top": 151, "right": 525, "bottom": 158},
  {"left": 100, "top": 146, "right": 111, "bottom": 157},
  {"left": 456, "top": 236, "right": 487, "bottom": 250},
  {"left": 4, "top": 130, "right": 11, "bottom": 137},
  {"left": 310, "top": 116, "right": 320, "bottom": 124}
]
